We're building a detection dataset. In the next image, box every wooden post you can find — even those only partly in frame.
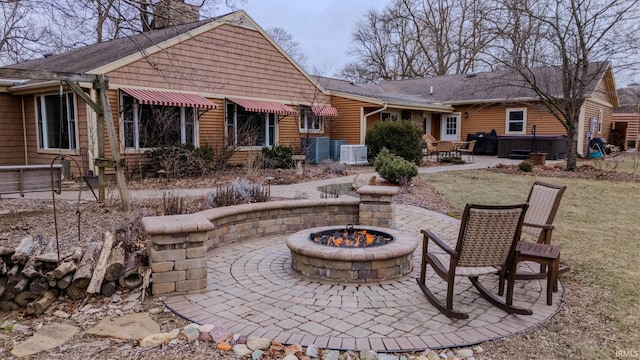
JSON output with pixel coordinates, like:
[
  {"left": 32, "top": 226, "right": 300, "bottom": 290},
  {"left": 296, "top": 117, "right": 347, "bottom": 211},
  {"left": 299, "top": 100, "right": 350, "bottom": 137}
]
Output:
[{"left": 96, "top": 75, "right": 130, "bottom": 212}]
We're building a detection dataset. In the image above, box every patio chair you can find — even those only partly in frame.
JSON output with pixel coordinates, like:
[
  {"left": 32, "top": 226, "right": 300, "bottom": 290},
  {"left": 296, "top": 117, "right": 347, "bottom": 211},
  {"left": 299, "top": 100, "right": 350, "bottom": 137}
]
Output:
[
  {"left": 436, "top": 140, "right": 453, "bottom": 161},
  {"left": 458, "top": 140, "right": 477, "bottom": 161},
  {"left": 515, "top": 181, "right": 568, "bottom": 280},
  {"left": 422, "top": 134, "right": 438, "bottom": 158},
  {"left": 417, "top": 203, "right": 532, "bottom": 319}
]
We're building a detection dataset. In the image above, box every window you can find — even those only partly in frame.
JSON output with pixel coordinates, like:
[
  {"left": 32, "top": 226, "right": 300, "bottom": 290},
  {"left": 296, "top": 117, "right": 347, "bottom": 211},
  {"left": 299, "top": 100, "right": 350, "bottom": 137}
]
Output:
[
  {"left": 506, "top": 108, "right": 526, "bottom": 134},
  {"left": 445, "top": 116, "right": 457, "bottom": 135},
  {"left": 597, "top": 109, "right": 603, "bottom": 133},
  {"left": 381, "top": 112, "right": 398, "bottom": 121},
  {"left": 226, "top": 102, "right": 276, "bottom": 146},
  {"left": 36, "top": 93, "right": 77, "bottom": 150},
  {"left": 299, "top": 106, "right": 323, "bottom": 133},
  {"left": 121, "top": 93, "right": 196, "bottom": 149}
]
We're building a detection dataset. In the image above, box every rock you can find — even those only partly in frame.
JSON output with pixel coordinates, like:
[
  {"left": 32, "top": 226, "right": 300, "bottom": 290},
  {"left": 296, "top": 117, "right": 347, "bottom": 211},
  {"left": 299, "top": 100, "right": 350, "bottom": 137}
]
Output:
[
  {"left": 270, "top": 340, "right": 284, "bottom": 352},
  {"left": 306, "top": 344, "right": 319, "bottom": 358},
  {"left": 216, "top": 342, "right": 232, "bottom": 351},
  {"left": 198, "top": 331, "right": 212, "bottom": 342},
  {"left": 353, "top": 173, "right": 376, "bottom": 190},
  {"left": 197, "top": 324, "right": 214, "bottom": 333},
  {"left": 252, "top": 349, "right": 264, "bottom": 360},
  {"left": 53, "top": 310, "right": 71, "bottom": 319},
  {"left": 321, "top": 349, "right": 340, "bottom": 360},
  {"left": 360, "top": 349, "right": 378, "bottom": 360},
  {"left": 343, "top": 350, "right": 359, "bottom": 360},
  {"left": 456, "top": 348, "right": 474, "bottom": 358},
  {"left": 472, "top": 346, "right": 483, "bottom": 354},
  {"left": 283, "top": 355, "right": 298, "bottom": 360},
  {"left": 140, "top": 333, "right": 172, "bottom": 348},
  {"left": 169, "top": 328, "right": 180, "bottom": 339},
  {"left": 11, "top": 324, "right": 30, "bottom": 333},
  {"left": 284, "top": 343, "right": 303, "bottom": 355},
  {"left": 378, "top": 354, "right": 399, "bottom": 360},
  {"left": 233, "top": 344, "right": 252, "bottom": 357},
  {"left": 426, "top": 351, "right": 441, "bottom": 360},
  {"left": 86, "top": 312, "right": 160, "bottom": 340},
  {"left": 179, "top": 326, "right": 199, "bottom": 341},
  {"left": 237, "top": 335, "right": 248, "bottom": 344},
  {"left": 247, "top": 336, "right": 271, "bottom": 351},
  {"left": 10, "top": 323, "right": 79, "bottom": 358},
  {"left": 148, "top": 307, "right": 163, "bottom": 315},
  {"left": 210, "top": 324, "right": 231, "bottom": 343}
]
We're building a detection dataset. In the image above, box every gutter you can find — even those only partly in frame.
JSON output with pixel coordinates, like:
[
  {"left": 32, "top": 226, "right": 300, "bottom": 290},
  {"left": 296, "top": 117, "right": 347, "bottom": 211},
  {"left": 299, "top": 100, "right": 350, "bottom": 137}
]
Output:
[{"left": 361, "top": 103, "right": 388, "bottom": 144}]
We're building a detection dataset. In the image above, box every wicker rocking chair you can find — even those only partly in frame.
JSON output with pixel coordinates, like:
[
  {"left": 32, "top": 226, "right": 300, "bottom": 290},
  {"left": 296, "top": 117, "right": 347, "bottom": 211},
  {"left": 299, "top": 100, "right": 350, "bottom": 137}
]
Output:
[{"left": 417, "top": 203, "right": 532, "bottom": 319}]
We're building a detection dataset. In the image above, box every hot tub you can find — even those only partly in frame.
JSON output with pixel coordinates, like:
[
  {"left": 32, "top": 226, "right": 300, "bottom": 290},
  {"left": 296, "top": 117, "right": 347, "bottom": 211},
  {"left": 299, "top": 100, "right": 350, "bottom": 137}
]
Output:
[{"left": 497, "top": 134, "right": 567, "bottom": 160}]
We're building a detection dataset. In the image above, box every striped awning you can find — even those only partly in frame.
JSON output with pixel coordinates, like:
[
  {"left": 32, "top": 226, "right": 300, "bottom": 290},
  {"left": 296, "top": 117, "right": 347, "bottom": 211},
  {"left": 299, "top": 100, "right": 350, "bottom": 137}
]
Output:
[
  {"left": 121, "top": 88, "right": 217, "bottom": 109},
  {"left": 228, "top": 98, "right": 297, "bottom": 115},
  {"left": 312, "top": 105, "right": 339, "bottom": 117}
]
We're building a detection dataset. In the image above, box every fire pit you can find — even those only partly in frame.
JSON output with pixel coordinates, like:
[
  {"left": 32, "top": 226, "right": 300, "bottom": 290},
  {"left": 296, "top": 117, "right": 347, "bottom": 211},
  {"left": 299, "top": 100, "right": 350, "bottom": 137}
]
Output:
[{"left": 287, "top": 225, "right": 417, "bottom": 282}]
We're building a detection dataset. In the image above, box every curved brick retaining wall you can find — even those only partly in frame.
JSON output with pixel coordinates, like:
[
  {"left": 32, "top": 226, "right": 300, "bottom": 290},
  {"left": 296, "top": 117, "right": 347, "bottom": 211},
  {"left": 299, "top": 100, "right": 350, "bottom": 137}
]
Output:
[{"left": 142, "top": 186, "right": 398, "bottom": 295}]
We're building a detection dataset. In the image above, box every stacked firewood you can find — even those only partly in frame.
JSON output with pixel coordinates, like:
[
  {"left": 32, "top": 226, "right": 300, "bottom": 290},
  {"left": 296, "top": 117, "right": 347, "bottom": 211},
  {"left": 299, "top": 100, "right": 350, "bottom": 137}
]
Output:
[{"left": 0, "top": 232, "right": 148, "bottom": 315}]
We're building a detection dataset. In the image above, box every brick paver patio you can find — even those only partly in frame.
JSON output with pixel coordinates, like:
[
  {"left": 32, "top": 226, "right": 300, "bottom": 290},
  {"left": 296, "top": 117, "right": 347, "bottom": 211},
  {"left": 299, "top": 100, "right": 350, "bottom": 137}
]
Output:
[{"left": 164, "top": 204, "right": 564, "bottom": 351}]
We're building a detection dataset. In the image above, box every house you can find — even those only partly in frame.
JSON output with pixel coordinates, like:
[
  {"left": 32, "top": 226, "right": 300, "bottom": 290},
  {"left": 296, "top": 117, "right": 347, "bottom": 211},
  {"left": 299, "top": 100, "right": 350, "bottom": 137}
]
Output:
[
  {"left": 611, "top": 113, "right": 639, "bottom": 150},
  {"left": 0, "top": 8, "right": 338, "bottom": 177},
  {"left": 0, "top": 5, "right": 621, "bottom": 176},
  {"left": 319, "top": 62, "right": 619, "bottom": 158}
]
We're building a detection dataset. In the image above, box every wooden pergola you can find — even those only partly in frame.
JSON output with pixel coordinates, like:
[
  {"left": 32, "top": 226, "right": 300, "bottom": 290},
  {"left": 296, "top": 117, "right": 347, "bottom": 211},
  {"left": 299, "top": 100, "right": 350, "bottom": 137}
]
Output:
[{"left": 0, "top": 68, "right": 130, "bottom": 212}]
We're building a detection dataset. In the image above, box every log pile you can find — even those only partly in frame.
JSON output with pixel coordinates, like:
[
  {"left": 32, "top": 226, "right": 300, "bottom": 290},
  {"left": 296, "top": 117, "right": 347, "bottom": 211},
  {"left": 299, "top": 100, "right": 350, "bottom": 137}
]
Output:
[{"left": 0, "top": 232, "right": 147, "bottom": 314}]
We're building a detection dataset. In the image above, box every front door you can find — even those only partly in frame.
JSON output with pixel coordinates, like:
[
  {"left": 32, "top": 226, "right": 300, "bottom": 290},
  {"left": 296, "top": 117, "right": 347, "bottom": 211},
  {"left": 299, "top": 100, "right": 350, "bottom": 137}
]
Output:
[{"left": 441, "top": 114, "right": 460, "bottom": 140}]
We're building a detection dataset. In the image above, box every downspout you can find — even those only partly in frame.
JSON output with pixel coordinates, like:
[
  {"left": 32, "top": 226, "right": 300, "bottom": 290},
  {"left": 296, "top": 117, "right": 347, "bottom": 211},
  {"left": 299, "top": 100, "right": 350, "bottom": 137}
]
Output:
[
  {"left": 21, "top": 96, "right": 28, "bottom": 165},
  {"left": 362, "top": 103, "right": 388, "bottom": 143}
]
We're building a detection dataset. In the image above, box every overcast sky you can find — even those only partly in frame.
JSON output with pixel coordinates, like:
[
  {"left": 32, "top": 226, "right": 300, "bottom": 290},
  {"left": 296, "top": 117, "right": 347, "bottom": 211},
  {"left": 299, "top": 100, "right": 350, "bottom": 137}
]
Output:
[{"left": 243, "top": 0, "right": 390, "bottom": 77}]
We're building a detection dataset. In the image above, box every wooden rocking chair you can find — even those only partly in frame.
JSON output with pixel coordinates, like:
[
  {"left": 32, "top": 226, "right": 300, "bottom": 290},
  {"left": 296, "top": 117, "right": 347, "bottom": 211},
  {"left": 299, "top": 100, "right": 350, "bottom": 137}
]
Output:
[
  {"left": 417, "top": 203, "right": 532, "bottom": 319},
  {"left": 510, "top": 181, "right": 568, "bottom": 288}
]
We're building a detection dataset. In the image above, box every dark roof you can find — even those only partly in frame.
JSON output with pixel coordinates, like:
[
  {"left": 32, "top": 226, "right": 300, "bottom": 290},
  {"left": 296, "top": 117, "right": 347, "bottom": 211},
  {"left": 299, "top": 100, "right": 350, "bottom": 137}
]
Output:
[
  {"left": 4, "top": 17, "right": 221, "bottom": 74},
  {"left": 320, "top": 62, "right": 612, "bottom": 105},
  {"left": 315, "top": 76, "right": 441, "bottom": 106}
]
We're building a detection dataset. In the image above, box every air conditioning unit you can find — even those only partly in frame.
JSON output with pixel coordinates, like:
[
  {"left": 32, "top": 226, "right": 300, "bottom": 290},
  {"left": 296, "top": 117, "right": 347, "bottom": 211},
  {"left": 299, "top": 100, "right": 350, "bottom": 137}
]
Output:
[
  {"left": 340, "top": 145, "right": 368, "bottom": 165},
  {"left": 301, "top": 137, "right": 331, "bottom": 164}
]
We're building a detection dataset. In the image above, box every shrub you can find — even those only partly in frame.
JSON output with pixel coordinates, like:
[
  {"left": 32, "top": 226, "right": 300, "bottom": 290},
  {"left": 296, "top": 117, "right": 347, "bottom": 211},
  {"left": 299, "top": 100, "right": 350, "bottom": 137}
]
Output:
[
  {"left": 161, "top": 191, "right": 186, "bottom": 215},
  {"left": 145, "top": 144, "right": 214, "bottom": 178},
  {"left": 365, "top": 121, "right": 423, "bottom": 165},
  {"left": 518, "top": 159, "right": 534, "bottom": 172},
  {"left": 319, "top": 159, "right": 347, "bottom": 176},
  {"left": 261, "top": 145, "right": 295, "bottom": 169},
  {"left": 374, "top": 148, "right": 418, "bottom": 185},
  {"left": 205, "top": 178, "right": 270, "bottom": 208},
  {"left": 438, "top": 156, "right": 465, "bottom": 164}
]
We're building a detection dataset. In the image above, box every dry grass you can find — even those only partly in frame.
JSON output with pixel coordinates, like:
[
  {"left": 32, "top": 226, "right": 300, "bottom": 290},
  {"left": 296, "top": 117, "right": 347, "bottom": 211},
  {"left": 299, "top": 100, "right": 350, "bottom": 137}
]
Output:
[{"left": 420, "top": 170, "right": 640, "bottom": 359}]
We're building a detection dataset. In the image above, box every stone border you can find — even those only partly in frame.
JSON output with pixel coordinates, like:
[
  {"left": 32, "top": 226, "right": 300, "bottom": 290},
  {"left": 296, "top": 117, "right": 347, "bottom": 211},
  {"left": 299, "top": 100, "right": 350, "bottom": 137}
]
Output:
[{"left": 287, "top": 225, "right": 417, "bottom": 281}]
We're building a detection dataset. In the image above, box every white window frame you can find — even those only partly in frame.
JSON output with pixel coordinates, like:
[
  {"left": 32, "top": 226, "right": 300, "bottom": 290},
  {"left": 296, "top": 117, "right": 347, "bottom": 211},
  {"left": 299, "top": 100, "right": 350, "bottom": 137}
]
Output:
[
  {"left": 381, "top": 111, "right": 400, "bottom": 121},
  {"left": 120, "top": 92, "right": 197, "bottom": 151},
  {"left": 506, "top": 108, "right": 527, "bottom": 134},
  {"left": 226, "top": 102, "right": 278, "bottom": 148},
  {"left": 597, "top": 109, "right": 603, "bottom": 133},
  {"left": 35, "top": 92, "right": 78, "bottom": 152},
  {"left": 299, "top": 106, "right": 323, "bottom": 133}
]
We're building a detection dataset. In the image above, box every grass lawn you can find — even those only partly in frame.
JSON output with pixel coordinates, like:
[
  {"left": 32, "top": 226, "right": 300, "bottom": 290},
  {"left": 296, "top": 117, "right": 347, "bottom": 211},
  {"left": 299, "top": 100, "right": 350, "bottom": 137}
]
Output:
[{"left": 420, "top": 169, "right": 639, "bottom": 359}]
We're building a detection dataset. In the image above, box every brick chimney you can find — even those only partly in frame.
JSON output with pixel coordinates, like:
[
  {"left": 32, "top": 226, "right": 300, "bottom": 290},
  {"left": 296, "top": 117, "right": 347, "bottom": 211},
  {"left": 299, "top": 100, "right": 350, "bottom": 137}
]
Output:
[{"left": 152, "top": 0, "right": 200, "bottom": 29}]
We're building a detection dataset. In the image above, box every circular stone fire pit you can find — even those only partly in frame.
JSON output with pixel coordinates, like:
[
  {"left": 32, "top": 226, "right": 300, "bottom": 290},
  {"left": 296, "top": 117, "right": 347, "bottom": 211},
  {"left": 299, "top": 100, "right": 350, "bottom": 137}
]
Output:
[{"left": 286, "top": 225, "right": 418, "bottom": 282}]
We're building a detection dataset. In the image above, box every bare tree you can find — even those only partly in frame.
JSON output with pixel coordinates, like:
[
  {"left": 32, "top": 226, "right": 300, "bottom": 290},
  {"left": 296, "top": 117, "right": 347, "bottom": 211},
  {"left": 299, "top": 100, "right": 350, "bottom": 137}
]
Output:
[
  {"left": 0, "top": 1, "right": 55, "bottom": 64},
  {"left": 1, "top": 0, "right": 246, "bottom": 63},
  {"left": 490, "top": 0, "right": 640, "bottom": 171},
  {"left": 340, "top": 0, "right": 494, "bottom": 83},
  {"left": 266, "top": 26, "right": 307, "bottom": 69}
]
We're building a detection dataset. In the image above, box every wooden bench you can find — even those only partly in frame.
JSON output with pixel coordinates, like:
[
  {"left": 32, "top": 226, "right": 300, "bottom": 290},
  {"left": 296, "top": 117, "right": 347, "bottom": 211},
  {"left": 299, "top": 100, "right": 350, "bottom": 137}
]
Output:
[{"left": 0, "top": 165, "right": 62, "bottom": 198}]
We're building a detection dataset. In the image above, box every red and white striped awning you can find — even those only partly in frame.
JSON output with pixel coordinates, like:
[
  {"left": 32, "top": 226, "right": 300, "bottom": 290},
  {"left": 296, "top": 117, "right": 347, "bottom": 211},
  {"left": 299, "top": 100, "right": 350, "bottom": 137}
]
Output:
[
  {"left": 121, "top": 88, "right": 217, "bottom": 109},
  {"left": 312, "top": 105, "right": 339, "bottom": 117},
  {"left": 228, "top": 98, "right": 297, "bottom": 115}
]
